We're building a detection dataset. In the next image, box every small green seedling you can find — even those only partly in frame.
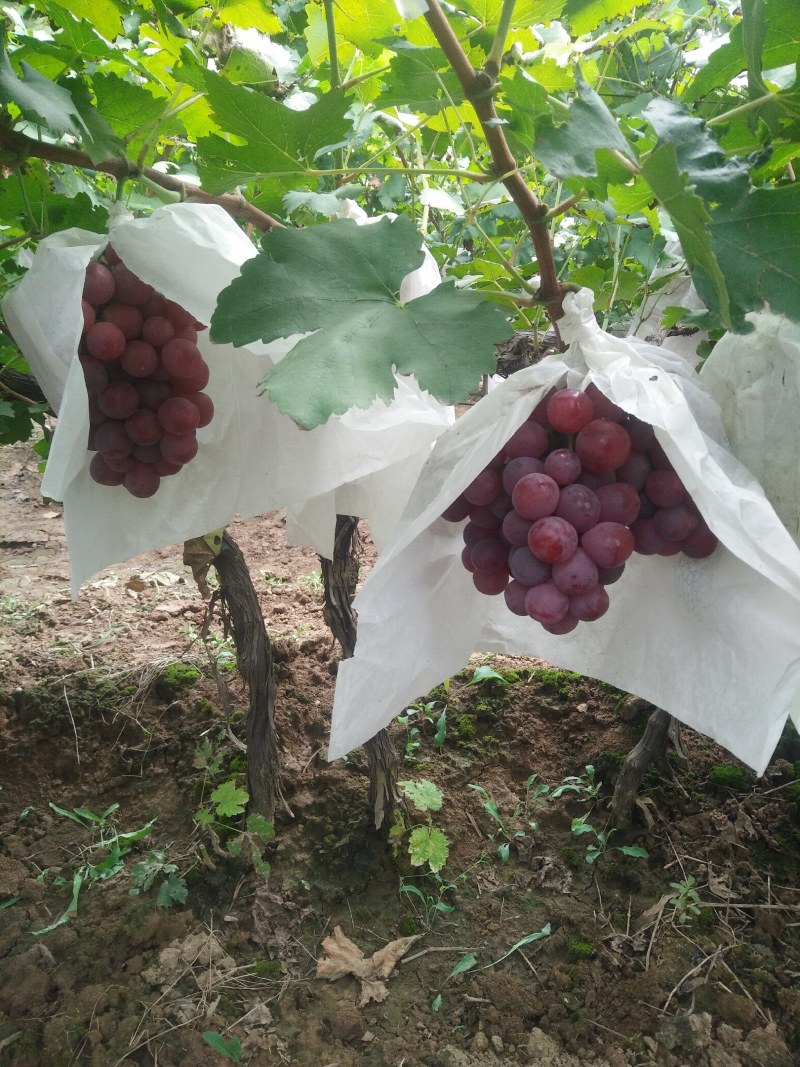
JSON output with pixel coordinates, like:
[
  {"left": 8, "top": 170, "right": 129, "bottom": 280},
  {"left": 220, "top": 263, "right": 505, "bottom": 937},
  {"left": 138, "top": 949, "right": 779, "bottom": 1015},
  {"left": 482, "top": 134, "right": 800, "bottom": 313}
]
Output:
[
  {"left": 467, "top": 783, "right": 536, "bottom": 863},
  {"left": 129, "top": 849, "right": 188, "bottom": 908},
  {"left": 203, "top": 1031, "right": 242, "bottom": 1063},
  {"left": 392, "top": 780, "right": 450, "bottom": 874},
  {"left": 571, "top": 815, "right": 648, "bottom": 865},
  {"left": 669, "top": 875, "right": 702, "bottom": 924}
]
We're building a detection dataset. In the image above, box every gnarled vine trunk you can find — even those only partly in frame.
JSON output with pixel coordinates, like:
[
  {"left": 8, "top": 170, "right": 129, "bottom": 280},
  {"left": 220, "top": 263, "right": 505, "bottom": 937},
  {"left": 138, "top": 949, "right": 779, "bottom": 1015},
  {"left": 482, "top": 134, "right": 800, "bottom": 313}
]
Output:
[
  {"left": 210, "top": 531, "right": 281, "bottom": 820},
  {"left": 610, "top": 706, "right": 673, "bottom": 827},
  {"left": 320, "top": 515, "right": 400, "bottom": 831}
]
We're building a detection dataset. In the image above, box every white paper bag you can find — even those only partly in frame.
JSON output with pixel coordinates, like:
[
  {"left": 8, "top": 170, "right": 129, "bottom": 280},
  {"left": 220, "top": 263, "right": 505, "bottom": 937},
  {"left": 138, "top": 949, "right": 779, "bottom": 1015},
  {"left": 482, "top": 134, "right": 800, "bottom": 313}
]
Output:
[
  {"left": 1, "top": 204, "right": 453, "bottom": 594},
  {"left": 329, "top": 289, "right": 800, "bottom": 774}
]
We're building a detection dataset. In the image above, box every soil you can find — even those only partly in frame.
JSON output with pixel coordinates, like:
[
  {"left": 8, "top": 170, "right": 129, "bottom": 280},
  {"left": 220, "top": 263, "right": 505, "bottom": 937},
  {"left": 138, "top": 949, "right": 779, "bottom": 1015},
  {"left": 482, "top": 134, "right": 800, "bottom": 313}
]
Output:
[{"left": 1, "top": 440, "right": 800, "bottom": 1067}]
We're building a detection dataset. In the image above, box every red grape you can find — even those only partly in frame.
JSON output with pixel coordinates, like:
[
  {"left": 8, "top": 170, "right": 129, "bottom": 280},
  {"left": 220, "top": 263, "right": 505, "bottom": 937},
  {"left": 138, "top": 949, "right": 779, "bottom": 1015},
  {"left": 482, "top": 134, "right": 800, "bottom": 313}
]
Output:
[
  {"left": 98, "top": 381, "right": 139, "bottom": 420},
  {"left": 508, "top": 546, "right": 551, "bottom": 586},
  {"left": 80, "top": 356, "right": 108, "bottom": 397},
  {"left": 546, "top": 388, "right": 594, "bottom": 433},
  {"left": 645, "top": 469, "right": 688, "bottom": 508},
  {"left": 502, "top": 510, "right": 532, "bottom": 548},
  {"left": 124, "top": 462, "right": 161, "bottom": 498},
  {"left": 653, "top": 505, "right": 698, "bottom": 542},
  {"left": 525, "top": 581, "right": 569, "bottom": 624},
  {"left": 682, "top": 521, "right": 718, "bottom": 559},
  {"left": 504, "top": 580, "right": 531, "bottom": 616},
  {"left": 541, "top": 614, "right": 579, "bottom": 635},
  {"left": 528, "top": 516, "right": 579, "bottom": 564},
  {"left": 585, "top": 383, "right": 625, "bottom": 422},
  {"left": 441, "top": 496, "right": 471, "bottom": 522},
  {"left": 102, "top": 303, "right": 143, "bottom": 340},
  {"left": 468, "top": 505, "right": 502, "bottom": 530},
  {"left": 503, "top": 421, "right": 549, "bottom": 459},
  {"left": 141, "top": 315, "right": 175, "bottom": 348},
  {"left": 512, "top": 473, "right": 560, "bottom": 521},
  {"left": 160, "top": 432, "right": 198, "bottom": 465},
  {"left": 581, "top": 522, "right": 635, "bottom": 568},
  {"left": 120, "top": 340, "right": 159, "bottom": 378},
  {"left": 83, "top": 261, "right": 115, "bottom": 305},
  {"left": 464, "top": 468, "right": 502, "bottom": 506},
  {"left": 502, "top": 456, "right": 544, "bottom": 495},
  {"left": 575, "top": 419, "right": 632, "bottom": 473},
  {"left": 158, "top": 396, "right": 200, "bottom": 435},
  {"left": 126, "top": 409, "right": 162, "bottom": 447},
  {"left": 94, "top": 421, "right": 132, "bottom": 459},
  {"left": 471, "top": 538, "right": 508, "bottom": 573},
  {"left": 85, "top": 321, "right": 126, "bottom": 361},
  {"left": 89, "top": 453, "right": 124, "bottom": 486},
  {"left": 473, "top": 567, "right": 509, "bottom": 595},
  {"left": 596, "top": 482, "right": 641, "bottom": 525},
  {"left": 569, "top": 583, "right": 610, "bottom": 621},
  {"left": 555, "top": 484, "right": 601, "bottom": 533},
  {"left": 112, "top": 264, "right": 154, "bottom": 306},
  {"left": 551, "top": 547, "right": 598, "bottom": 595},
  {"left": 543, "top": 448, "right": 582, "bottom": 486}
]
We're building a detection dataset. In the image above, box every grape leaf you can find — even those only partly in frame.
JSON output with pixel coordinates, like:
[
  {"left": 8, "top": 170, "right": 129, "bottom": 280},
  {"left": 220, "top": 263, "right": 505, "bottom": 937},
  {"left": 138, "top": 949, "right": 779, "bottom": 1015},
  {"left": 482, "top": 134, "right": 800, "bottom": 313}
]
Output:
[
  {"left": 196, "top": 73, "right": 351, "bottom": 192},
  {"left": 0, "top": 52, "right": 122, "bottom": 163},
  {"left": 400, "top": 778, "right": 444, "bottom": 812},
  {"left": 408, "top": 826, "right": 450, "bottom": 872},
  {"left": 533, "top": 68, "right": 638, "bottom": 179},
  {"left": 93, "top": 73, "right": 175, "bottom": 153},
  {"left": 643, "top": 98, "right": 751, "bottom": 208},
  {"left": 640, "top": 142, "right": 731, "bottom": 329},
  {"left": 710, "top": 185, "right": 800, "bottom": 330},
  {"left": 156, "top": 873, "right": 188, "bottom": 907},
  {"left": 684, "top": 0, "right": 800, "bottom": 101},
  {"left": 210, "top": 217, "right": 510, "bottom": 428},
  {"left": 562, "top": 0, "right": 640, "bottom": 35},
  {"left": 210, "top": 780, "right": 249, "bottom": 817},
  {"left": 52, "top": 0, "right": 124, "bottom": 42},
  {"left": 376, "top": 44, "right": 464, "bottom": 114},
  {"left": 331, "top": 0, "right": 405, "bottom": 55}
]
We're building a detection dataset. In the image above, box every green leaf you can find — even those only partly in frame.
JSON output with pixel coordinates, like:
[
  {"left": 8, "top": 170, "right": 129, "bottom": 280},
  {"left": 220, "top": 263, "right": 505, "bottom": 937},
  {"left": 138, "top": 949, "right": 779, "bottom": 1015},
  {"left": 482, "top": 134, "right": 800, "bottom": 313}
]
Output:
[
  {"left": 400, "top": 778, "right": 444, "bottom": 812},
  {"left": 202, "top": 1032, "right": 242, "bottom": 1063},
  {"left": 408, "top": 825, "right": 450, "bottom": 872},
  {"left": 0, "top": 896, "right": 20, "bottom": 910},
  {"left": 710, "top": 185, "right": 800, "bottom": 330},
  {"left": 376, "top": 44, "right": 464, "bottom": 114},
  {"left": 450, "top": 953, "right": 478, "bottom": 977},
  {"left": 433, "top": 708, "right": 447, "bottom": 750},
  {"left": 0, "top": 53, "right": 123, "bottom": 164},
  {"left": 533, "top": 68, "right": 638, "bottom": 179},
  {"left": 245, "top": 812, "right": 276, "bottom": 842},
  {"left": 640, "top": 142, "right": 731, "bottom": 329},
  {"left": 684, "top": 0, "right": 800, "bottom": 101},
  {"left": 563, "top": 0, "right": 640, "bottom": 35},
  {"left": 330, "top": 0, "right": 403, "bottom": 55},
  {"left": 211, "top": 217, "right": 509, "bottom": 427},
  {"left": 488, "top": 924, "right": 551, "bottom": 967},
  {"left": 210, "top": 780, "right": 249, "bottom": 818},
  {"left": 742, "top": 0, "right": 767, "bottom": 96},
  {"left": 643, "top": 98, "right": 751, "bottom": 207},
  {"left": 92, "top": 73, "right": 173, "bottom": 153},
  {"left": 617, "top": 844, "right": 649, "bottom": 859},
  {"left": 431, "top": 993, "right": 443, "bottom": 1012},
  {"left": 156, "top": 873, "right": 188, "bottom": 907},
  {"left": 194, "top": 807, "right": 215, "bottom": 826},
  {"left": 469, "top": 665, "right": 507, "bottom": 685},
  {"left": 52, "top": 0, "right": 125, "bottom": 42},
  {"left": 196, "top": 73, "right": 351, "bottom": 192}
]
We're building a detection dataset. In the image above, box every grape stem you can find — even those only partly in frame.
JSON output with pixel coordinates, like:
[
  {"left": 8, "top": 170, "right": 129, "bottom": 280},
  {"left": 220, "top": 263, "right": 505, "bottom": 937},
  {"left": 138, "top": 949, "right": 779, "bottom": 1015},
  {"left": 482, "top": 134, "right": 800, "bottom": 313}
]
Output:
[
  {"left": 0, "top": 124, "right": 283, "bottom": 233},
  {"left": 422, "top": 0, "right": 565, "bottom": 319}
]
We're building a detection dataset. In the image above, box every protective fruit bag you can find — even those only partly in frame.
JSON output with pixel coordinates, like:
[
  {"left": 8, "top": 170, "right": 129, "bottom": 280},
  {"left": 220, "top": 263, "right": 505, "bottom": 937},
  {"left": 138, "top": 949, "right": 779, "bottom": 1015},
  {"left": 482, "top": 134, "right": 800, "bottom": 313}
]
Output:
[
  {"left": 329, "top": 289, "right": 800, "bottom": 774},
  {"left": 2, "top": 203, "right": 452, "bottom": 595}
]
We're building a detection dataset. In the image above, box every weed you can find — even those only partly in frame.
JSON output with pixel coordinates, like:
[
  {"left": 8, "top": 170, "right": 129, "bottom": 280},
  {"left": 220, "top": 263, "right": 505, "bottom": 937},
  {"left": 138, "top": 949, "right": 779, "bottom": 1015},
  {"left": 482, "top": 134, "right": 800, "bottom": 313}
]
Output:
[
  {"left": 668, "top": 875, "right": 702, "bottom": 924},
  {"left": 298, "top": 569, "right": 324, "bottom": 594},
  {"left": 570, "top": 815, "right": 648, "bottom": 865},
  {"left": 391, "top": 780, "right": 450, "bottom": 874},
  {"left": 396, "top": 700, "right": 447, "bottom": 762},
  {"left": 156, "top": 661, "right": 201, "bottom": 700},
  {"left": 203, "top": 1031, "right": 242, "bottom": 1063},
  {"left": 195, "top": 784, "right": 276, "bottom": 877},
  {"left": 129, "top": 849, "right": 188, "bottom": 907},
  {"left": 33, "top": 804, "right": 164, "bottom": 935},
  {"left": 708, "top": 763, "right": 752, "bottom": 791},
  {"left": 467, "top": 783, "right": 538, "bottom": 863},
  {"left": 261, "top": 572, "right": 291, "bottom": 589},
  {"left": 567, "top": 939, "right": 596, "bottom": 960}
]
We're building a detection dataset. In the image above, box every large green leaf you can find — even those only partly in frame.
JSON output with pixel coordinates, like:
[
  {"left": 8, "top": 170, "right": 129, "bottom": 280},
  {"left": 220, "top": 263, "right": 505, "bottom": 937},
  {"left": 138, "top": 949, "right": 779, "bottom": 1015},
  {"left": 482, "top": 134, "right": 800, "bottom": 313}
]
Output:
[
  {"left": 0, "top": 52, "right": 122, "bottom": 163},
  {"left": 562, "top": 0, "right": 640, "bottom": 35},
  {"left": 533, "top": 69, "right": 638, "bottom": 179},
  {"left": 196, "top": 73, "right": 351, "bottom": 192},
  {"left": 376, "top": 44, "right": 463, "bottom": 114},
  {"left": 92, "top": 73, "right": 175, "bottom": 152},
  {"left": 640, "top": 142, "right": 731, "bottom": 329},
  {"left": 684, "top": 0, "right": 800, "bottom": 101},
  {"left": 643, "top": 98, "right": 751, "bottom": 207},
  {"left": 52, "top": 0, "right": 125, "bottom": 41},
  {"left": 210, "top": 217, "right": 511, "bottom": 428},
  {"left": 711, "top": 185, "right": 800, "bottom": 330}
]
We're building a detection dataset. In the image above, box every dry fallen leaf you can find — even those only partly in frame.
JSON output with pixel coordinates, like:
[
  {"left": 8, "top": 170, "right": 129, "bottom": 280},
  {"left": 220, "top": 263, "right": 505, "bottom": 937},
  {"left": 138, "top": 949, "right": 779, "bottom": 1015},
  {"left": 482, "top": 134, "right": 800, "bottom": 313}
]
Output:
[{"left": 315, "top": 926, "right": 418, "bottom": 1007}]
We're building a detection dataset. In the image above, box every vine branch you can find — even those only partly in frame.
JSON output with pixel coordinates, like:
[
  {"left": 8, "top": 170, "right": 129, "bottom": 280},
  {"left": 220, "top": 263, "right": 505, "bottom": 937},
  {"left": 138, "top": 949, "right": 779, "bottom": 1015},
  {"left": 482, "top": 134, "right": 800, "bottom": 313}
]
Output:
[
  {"left": 0, "top": 124, "right": 284, "bottom": 233},
  {"left": 423, "top": 0, "right": 564, "bottom": 316}
]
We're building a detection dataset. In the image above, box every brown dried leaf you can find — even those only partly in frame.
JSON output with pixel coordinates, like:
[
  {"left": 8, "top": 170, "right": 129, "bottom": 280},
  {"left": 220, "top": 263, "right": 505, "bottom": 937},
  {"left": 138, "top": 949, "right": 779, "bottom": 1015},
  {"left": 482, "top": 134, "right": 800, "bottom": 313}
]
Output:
[{"left": 316, "top": 926, "right": 418, "bottom": 1002}]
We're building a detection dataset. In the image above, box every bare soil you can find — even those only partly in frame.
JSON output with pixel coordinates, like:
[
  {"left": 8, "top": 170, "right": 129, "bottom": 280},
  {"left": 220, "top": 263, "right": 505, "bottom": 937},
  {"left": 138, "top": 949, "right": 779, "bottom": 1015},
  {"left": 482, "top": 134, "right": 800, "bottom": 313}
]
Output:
[{"left": 1, "top": 441, "right": 799, "bottom": 1067}]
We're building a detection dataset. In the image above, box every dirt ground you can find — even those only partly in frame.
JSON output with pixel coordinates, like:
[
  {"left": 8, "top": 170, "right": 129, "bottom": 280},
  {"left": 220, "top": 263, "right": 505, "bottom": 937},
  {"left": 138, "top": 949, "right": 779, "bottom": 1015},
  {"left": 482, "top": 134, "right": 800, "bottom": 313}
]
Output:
[{"left": 1, "top": 440, "right": 799, "bottom": 1067}]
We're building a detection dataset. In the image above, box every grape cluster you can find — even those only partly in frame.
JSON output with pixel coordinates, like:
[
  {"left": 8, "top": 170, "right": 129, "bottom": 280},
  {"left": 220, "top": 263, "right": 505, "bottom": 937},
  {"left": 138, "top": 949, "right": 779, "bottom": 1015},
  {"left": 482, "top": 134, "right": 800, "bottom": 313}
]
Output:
[
  {"left": 442, "top": 384, "right": 718, "bottom": 635},
  {"left": 80, "top": 248, "right": 213, "bottom": 498}
]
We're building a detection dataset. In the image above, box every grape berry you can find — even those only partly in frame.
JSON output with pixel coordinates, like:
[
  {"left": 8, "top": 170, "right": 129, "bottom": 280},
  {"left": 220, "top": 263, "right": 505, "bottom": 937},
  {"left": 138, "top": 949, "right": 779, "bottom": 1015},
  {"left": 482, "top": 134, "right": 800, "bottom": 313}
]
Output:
[
  {"left": 442, "top": 386, "right": 718, "bottom": 634},
  {"left": 79, "top": 251, "right": 212, "bottom": 497}
]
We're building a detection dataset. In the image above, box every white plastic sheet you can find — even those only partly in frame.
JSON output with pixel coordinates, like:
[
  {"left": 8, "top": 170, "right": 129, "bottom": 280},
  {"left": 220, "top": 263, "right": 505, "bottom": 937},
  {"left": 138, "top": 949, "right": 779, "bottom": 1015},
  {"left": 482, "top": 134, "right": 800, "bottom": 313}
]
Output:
[
  {"left": 1, "top": 204, "right": 452, "bottom": 594},
  {"left": 330, "top": 289, "right": 800, "bottom": 774}
]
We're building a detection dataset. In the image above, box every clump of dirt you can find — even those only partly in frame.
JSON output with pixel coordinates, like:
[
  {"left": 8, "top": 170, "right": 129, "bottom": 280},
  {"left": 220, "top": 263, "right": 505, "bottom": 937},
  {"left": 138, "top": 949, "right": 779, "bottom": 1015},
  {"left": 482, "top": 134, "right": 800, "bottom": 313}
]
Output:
[{"left": 1, "top": 441, "right": 800, "bottom": 1067}]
